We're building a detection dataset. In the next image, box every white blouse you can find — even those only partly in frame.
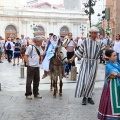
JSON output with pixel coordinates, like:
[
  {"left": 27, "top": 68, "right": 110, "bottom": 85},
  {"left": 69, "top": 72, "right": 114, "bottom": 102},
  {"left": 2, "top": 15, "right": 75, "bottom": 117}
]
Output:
[{"left": 113, "top": 40, "right": 120, "bottom": 53}]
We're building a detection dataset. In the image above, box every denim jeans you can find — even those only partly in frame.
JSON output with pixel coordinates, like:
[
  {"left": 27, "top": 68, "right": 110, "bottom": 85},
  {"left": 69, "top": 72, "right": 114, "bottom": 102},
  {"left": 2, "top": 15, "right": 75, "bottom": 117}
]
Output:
[{"left": 6, "top": 50, "right": 13, "bottom": 62}]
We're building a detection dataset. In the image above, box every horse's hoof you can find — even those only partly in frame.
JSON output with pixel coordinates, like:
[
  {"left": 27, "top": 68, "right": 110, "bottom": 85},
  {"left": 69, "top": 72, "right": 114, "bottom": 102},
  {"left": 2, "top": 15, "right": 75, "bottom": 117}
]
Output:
[
  {"left": 50, "top": 88, "right": 53, "bottom": 91},
  {"left": 59, "top": 93, "right": 62, "bottom": 96},
  {"left": 53, "top": 94, "right": 56, "bottom": 98}
]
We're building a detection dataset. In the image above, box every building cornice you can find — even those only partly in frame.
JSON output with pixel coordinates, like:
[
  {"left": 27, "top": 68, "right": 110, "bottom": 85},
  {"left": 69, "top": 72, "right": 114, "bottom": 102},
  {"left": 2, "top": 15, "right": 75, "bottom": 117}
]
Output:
[{"left": 0, "top": 6, "right": 88, "bottom": 20}]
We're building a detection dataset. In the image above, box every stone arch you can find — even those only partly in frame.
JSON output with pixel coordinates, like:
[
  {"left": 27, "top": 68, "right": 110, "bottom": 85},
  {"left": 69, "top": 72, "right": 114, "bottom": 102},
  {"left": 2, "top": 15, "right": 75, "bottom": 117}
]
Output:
[
  {"left": 34, "top": 25, "right": 45, "bottom": 37},
  {"left": 60, "top": 26, "right": 69, "bottom": 36}
]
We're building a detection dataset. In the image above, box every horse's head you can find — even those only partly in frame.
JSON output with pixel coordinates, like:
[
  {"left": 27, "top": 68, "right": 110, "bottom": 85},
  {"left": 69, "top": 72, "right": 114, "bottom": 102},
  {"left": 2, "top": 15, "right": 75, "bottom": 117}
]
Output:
[{"left": 56, "top": 45, "right": 68, "bottom": 64}]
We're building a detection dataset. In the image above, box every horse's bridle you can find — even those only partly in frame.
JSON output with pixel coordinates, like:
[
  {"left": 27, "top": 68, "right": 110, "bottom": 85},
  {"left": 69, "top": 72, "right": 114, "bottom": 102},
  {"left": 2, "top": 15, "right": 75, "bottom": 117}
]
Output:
[
  {"left": 51, "top": 52, "right": 67, "bottom": 66},
  {"left": 56, "top": 52, "right": 67, "bottom": 62},
  {"left": 61, "top": 56, "right": 67, "bottom": 62}
]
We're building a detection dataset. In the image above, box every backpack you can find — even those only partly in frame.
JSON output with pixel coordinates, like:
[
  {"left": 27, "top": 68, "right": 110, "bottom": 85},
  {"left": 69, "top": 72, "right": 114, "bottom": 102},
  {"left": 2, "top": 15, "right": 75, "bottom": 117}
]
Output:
[
  {"left": 29, "top": 44, "right": 40, "bottom": 57},
  {"left": 7, "top": 43, "right": 11, "bottom": 50}
]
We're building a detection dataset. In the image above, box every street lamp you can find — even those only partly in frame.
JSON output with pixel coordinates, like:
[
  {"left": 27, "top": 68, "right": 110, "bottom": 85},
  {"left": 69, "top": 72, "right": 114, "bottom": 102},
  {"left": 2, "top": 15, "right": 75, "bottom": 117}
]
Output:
[
  {"left": 83, "top": 0, "right": 97, "bottom": 27},
  {"left": 30, "top": 23, "right": 38, "bottom": 37},
  {"left": 97, "top": 13, "right": 102, "bottom": 23}
]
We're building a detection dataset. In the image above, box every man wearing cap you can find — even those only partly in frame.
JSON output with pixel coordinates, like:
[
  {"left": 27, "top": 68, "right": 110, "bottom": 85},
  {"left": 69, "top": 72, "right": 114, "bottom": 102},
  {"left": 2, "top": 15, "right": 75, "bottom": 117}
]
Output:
[
  {"left": 69, "top": 26, "right": 105, "bottom": 105},
  {"left": 24, "top": 36, "right": 43, "bottom": 100}
]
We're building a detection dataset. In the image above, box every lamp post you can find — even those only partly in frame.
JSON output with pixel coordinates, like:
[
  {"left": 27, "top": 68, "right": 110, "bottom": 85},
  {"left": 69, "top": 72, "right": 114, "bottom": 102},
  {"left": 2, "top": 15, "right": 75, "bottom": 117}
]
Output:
[
  {"left": 30, "top": 24, "right": 38, "bottom": 37},
  {"left": 83, "top": 0, "right": 97, "bottom": 27},
  {"left": 97, "top": 13, "right": 102, "bottom": 23}
]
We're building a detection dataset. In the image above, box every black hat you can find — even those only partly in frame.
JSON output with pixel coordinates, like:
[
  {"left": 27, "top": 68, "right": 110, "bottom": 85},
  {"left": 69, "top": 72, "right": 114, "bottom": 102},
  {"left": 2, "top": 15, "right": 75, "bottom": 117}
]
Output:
[{"left": 49, "top": 33, "right": 53, "bottom": 36}]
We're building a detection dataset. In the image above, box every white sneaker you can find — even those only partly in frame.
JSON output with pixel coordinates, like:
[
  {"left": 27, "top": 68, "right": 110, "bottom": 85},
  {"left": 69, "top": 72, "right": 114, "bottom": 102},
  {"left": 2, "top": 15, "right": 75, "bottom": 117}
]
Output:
[
  {"left": 26, "top": 95, "right": 32, "bottom": 100},
  {"left": 34, "top": 95, "right": 42, "bottom": 99}
]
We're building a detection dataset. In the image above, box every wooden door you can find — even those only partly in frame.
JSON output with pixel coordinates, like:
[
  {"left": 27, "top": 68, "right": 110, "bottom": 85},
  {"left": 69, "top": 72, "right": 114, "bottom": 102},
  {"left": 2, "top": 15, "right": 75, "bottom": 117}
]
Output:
[
  {"left": 60, "top": 32, "right": 69, "bottom": 37},
  {"left": 34, "top": 32, "right": 45, "bottom": 37},
  {"left": 5, "top": 31, "right": 17, "bottom": 39}
]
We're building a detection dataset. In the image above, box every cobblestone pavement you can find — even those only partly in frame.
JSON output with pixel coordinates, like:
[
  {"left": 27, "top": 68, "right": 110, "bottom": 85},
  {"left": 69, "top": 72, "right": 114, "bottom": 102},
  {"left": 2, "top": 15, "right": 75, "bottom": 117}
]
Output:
[{"left": 0, "top": 58, "right": 105, "bottom": 120}]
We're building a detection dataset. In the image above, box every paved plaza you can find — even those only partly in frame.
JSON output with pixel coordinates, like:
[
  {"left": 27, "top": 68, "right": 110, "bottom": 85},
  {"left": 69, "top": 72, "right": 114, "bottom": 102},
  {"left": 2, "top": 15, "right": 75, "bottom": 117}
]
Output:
[{"left": 0, "top": 59, "right": 105, "bottom": 120}]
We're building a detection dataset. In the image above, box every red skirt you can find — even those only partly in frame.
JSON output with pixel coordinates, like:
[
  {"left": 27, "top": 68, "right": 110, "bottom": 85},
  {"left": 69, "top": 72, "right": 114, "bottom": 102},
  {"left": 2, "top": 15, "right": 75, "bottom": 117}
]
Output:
[{"left": 98, "top": 81, "right": 120, "bottom": 120}]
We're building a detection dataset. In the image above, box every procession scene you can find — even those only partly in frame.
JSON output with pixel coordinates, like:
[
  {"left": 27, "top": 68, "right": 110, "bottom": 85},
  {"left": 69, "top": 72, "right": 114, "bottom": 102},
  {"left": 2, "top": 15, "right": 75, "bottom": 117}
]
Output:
[{"left": 0, "top": 0, "right": 120, "bottom": 120}]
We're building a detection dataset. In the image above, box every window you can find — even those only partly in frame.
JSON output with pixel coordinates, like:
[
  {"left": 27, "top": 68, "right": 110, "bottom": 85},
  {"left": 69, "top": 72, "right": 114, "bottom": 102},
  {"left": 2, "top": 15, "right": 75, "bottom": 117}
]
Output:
[
  {"left": 60, "top": 26, "right": 69, "bottom": 32},
  {"left": 34, "top": 26, "right": 44, "bottom": 32},
  {"left": 5, "top": 25, "right": 17, "bottom": 31}
]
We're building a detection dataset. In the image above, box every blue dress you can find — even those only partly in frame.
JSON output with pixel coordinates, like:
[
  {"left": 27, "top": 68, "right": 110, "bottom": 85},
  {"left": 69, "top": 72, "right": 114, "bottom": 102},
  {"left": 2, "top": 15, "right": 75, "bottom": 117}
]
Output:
[{"left": 41, "top": 42, "right": 57, "bottom": 71}]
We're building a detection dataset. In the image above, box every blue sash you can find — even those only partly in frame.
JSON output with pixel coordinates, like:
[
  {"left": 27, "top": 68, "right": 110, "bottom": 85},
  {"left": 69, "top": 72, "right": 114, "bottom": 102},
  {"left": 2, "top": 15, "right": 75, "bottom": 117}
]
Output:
[{"left": 43, "top": 41, "right": 51, "bottom": 61}]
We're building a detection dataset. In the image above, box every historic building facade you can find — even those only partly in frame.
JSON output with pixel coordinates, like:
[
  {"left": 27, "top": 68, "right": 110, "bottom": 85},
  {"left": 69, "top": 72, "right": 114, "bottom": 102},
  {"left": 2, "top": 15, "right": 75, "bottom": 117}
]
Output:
[
  {"left": 104, "top": 0, "right": 120, "bottom": 38},
  {"left": 0, "top": 0, "right": 88, "bottom": 39}
]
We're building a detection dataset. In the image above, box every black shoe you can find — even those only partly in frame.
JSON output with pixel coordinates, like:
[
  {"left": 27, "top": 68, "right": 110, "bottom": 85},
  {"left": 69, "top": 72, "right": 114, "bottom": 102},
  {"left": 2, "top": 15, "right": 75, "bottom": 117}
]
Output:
[
  {"left": 13, "top": 64, "right": 15, "bottom": 66},
  {"left": 66, "top": 72, "right": 69, "bottom": 75},
  {"left": 82, "top": 97, "right": 87, "bottom": 105},
  {"left": 88, "top": 98, "right": 94, "bottom": 105}
]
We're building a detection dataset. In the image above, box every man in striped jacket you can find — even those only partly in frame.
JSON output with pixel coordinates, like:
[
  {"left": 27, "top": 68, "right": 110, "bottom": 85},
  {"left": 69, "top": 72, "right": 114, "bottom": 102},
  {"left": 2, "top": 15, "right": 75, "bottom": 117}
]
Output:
[{"left": 69, "top": 26, "right": 105, "bottom": 105}]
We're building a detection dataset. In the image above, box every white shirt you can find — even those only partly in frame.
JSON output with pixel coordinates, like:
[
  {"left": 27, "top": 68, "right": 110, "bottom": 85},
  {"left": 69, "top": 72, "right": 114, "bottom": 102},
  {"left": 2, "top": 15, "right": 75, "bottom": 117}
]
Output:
[
  {"left": 25, "top": 45, "right": 40, "bottom": 67},
  {"left": 77, "top": 39, "right": 83, "bottom": 47},
  {"left": 5, "top": 41, "right": 14, "bottom": 51},
  {"left": 20, "top": 38, "right": 27, "bottom": 46},
  {"left": 113, "top": 40, "right": 120, "bottom": 53},
  {"left": 101, "top": 39, "right": 107, "bottom": 45}
]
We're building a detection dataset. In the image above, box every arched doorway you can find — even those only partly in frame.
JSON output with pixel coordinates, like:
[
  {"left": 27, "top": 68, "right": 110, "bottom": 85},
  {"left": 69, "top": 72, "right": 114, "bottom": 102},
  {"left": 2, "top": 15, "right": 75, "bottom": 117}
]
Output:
[
  {"left": 60, "top": 26, "right": 69, "bottom": 36},
  {"left": 5, "top": 25, "right": 17, "bottom": 39},
  {"left": 34, "top": 26, "right": 45, "bottom": 37}
]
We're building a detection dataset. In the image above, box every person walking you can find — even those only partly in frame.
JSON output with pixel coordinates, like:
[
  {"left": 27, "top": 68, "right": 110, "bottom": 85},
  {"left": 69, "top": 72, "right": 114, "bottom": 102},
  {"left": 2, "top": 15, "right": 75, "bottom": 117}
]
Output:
[
  {"left": 98, "top": 49, "right": 120, "bottom": 120},
  {"left": 13, "top": 38, "right": 21, "bottom": 66},
  {"left": 0, "top": 36, "right": 4, "bottom": 63},
  {"left": 20, "top": 34, "right": 27, "bottom": 46},
  {"left": 99, "top": 35, "right": 107, "bottom": 64},
  {"left": 5, "top": 37, "right": 14, "bottom": 63},
  {"left": 69, "top": 26, "right": 105, "bottom": 105},
  {"left": 113, "top": 34, "right": 120, "bottom": 63},
  {"left": 24, "top": 36, "right": 43, "bottom": 100}
]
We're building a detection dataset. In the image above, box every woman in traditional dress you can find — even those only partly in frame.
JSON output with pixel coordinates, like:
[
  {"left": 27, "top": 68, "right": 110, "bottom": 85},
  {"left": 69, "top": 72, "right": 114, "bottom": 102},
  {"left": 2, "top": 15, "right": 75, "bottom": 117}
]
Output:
[
  {"left": 98, "top": 49, "right": 120, "bottom": 120},
  {"left": 41, "top": 35, "right": 58, "bottom": 77}
]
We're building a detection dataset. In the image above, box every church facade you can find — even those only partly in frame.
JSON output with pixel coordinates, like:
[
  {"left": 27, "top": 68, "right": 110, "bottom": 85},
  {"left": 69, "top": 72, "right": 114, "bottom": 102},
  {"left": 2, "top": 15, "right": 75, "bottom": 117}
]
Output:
[{"left": 0, "top": 0, "right": 88, "bottom": 39}]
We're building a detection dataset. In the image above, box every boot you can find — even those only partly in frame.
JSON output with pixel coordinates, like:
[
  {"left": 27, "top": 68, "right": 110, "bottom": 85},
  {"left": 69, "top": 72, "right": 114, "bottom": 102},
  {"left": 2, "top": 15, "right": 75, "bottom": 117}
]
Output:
[
  {"left": 88, "top": 98, "right": 95, "bottom": 105},
  {"left": 82, "top": 97, "right": 87, "bottom": 105}
]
